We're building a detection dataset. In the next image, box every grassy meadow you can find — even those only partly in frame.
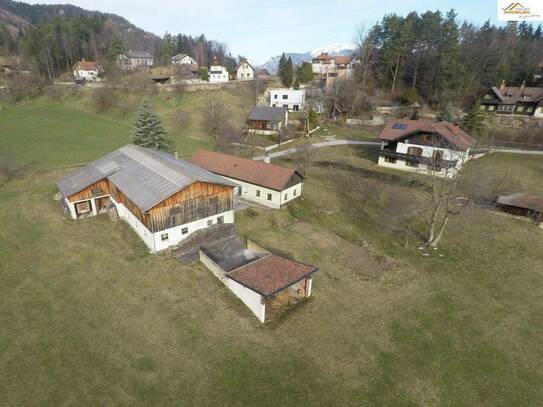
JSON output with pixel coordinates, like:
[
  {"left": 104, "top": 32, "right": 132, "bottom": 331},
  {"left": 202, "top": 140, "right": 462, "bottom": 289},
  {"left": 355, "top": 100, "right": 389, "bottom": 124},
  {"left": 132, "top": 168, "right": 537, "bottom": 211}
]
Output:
[{"left": 1, "top": 88, "right": 543, "bottom": 405}]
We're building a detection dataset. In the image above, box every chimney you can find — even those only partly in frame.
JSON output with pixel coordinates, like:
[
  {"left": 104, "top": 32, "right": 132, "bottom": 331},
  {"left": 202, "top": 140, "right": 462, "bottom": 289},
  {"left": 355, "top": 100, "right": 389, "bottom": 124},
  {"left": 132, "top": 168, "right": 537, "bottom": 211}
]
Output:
[
  {"left": 520, "top": 80, "right": 526, "bottom": 94},
  {"left": 174, "top": 152, "right": 179, "bottom": 159},
  {"left": 499, "top": 80, "right": 506, "bottom": 91},
  {"left": 264, "top": 152, "right": 271, "bottom": 164}
]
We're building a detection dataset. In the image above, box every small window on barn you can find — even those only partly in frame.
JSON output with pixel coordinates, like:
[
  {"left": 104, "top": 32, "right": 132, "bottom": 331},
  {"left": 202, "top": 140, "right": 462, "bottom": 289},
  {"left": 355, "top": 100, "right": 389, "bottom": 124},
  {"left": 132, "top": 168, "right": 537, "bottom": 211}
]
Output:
[
  {"left": 256, "top": 190, "right": 261, "bottom": 197},
  {"left": 293, "top": 189, "right": 297, "bottom": 196},
  {"left": 242, "top": 186, "right": 248, "bottom": 193},
  {"left": 489, "top": 105, "right": 495, "bottom": 111},
  {"left": 385, "top": 157, "right": 397, "bottom": 164},
  {"left": 527, "top": 106, "right": 534, "bottom": 113},
  {"left": 267, "top": 193, "right": 272, "bottom": 201},
  {"left": 207, "top": 219, "right": 213, "bottom": 226},
  {"left": 284, "top": 193, "right": 288, "bottom": 200},
  {"left": 479, "top": 105, "right": 485, "bottom": 110},
  {"left": 217, "top": 216, "right": 224, "bottom": 224},
  {"left": 161, "top": 233, "right": 169, "bottom": 241},
  {"left": 182, "top": 227, "right": 188, "bottom": 235},
  {"left": 274, "top": 95, "right": 278, "bottom": 99}
]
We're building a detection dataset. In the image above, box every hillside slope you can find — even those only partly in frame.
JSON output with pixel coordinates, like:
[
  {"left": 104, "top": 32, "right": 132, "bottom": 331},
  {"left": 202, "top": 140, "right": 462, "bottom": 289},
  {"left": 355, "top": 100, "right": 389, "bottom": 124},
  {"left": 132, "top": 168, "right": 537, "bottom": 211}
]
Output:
[{"left": 0, "top": 0, "right": 160, "bottom": 55}]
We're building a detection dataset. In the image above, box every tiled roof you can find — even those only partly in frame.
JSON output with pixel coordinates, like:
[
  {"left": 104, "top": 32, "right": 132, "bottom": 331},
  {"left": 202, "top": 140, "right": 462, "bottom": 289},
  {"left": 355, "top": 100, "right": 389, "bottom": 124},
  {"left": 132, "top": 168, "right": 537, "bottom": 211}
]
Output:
[
  {"left": 227, "top": 254, "right": 318, "bottom": 298},
  {"left": 334, "top": 55, "right": 353, "bottom": 65},
  {"left": 378, "top": 119, "right": 477, "bottom": 151},
  {"left": 191, "top": 150, "right": 302, "bottom": 191},
  {"left": 126, "top": 51, "right": 154, "bottom": 59},
  {"left": 75, "top": 60, "right": 98, "bottom": 70},
  {"left": 57, "top": 145, "right": 234, "bottom": 211}
]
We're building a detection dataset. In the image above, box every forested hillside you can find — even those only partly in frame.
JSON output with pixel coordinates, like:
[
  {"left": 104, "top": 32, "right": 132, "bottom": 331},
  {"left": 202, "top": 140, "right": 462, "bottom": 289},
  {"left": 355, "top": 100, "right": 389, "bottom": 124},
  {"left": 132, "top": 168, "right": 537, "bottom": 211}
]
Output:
[
  {"left": 356, "top": 10, "right": 543, "bottom": 104},
  {"left": 0, "top": 0, "right": 160, "bottom": 64}
]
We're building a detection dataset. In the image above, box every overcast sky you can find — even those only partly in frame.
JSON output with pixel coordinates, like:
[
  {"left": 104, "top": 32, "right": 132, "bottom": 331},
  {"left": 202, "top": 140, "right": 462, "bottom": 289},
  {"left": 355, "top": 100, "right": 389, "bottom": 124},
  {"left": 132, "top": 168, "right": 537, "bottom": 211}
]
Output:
[{"left": 25, "top": 0, "right": 501, "bottom": 64}]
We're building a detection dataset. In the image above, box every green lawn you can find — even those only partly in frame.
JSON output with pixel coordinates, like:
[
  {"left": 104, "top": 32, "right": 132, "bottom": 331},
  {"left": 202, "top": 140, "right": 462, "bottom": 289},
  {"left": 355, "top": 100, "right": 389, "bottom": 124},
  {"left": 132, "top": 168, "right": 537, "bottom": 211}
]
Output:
[{"left": 1, "top": 102, "right": 543, "bottom": 405}]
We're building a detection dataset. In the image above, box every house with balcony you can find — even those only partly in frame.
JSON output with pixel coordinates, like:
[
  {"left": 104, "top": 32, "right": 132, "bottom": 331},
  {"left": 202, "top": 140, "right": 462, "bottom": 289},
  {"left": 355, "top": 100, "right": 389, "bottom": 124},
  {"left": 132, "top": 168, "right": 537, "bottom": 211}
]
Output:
[
  {"left": 377, "top": 120, "right": 476, "bottom": 178},
  {"left": 480, "top": 81, "right": 543, "bottom": 118}
]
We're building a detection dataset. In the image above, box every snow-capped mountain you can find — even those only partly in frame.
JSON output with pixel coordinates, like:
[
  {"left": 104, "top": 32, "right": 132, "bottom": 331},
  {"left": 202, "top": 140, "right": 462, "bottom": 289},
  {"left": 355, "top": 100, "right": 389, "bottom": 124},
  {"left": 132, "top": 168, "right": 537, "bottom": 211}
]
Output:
[
  {"left": 259, "top": 43, "right": 356, "bottom": 75},
  {"left": 310, "top": 43, "right": 356, "bottom": 57}
]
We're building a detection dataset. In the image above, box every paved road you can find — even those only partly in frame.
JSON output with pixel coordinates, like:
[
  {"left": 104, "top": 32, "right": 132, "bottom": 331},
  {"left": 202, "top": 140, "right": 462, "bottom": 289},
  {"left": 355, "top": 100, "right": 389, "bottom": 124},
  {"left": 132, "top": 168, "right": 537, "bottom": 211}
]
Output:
[
  {"left": 253, "top": 139, "right": 380, "bottom": 160},
  {"left": 253, "top": 139, "right": 543, "bottom": 160}
]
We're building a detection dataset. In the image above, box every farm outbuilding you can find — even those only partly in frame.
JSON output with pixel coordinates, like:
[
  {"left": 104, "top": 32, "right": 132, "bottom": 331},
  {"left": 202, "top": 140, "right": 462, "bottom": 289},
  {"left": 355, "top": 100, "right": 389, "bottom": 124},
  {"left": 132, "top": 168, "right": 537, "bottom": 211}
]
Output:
[
  {"left": 496, "top": 193, "right": 543, "bottom": 223},
  {"left": 246, "top": 106, "right": 288, "bottom": 135},
  {"left": 200, "top": 236, "right": 317, "bottom": 322},
  {"left": 56, "top": 145, "right": 236, "bottom": 253},
  {"left": 191, "top": 150, "right": 303, "bottom": 208}
]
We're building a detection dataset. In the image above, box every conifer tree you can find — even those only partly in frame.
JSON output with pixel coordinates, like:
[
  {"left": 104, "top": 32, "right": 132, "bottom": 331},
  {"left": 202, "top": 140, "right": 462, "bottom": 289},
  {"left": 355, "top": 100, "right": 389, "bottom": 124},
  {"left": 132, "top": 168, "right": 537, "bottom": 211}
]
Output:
[
  {"left": 131, "top": 101, "right": 171, "bottom": 151},
  {"left": 461, "top": 103, "right": 485, "bottom": 137},
  {"left": 436, "top": 104, "right": 454, "bottom": 122}
]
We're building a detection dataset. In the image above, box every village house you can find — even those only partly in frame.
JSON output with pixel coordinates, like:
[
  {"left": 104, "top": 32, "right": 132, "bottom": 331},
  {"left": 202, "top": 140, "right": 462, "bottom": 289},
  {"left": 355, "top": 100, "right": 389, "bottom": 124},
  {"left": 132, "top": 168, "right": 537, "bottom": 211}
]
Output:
[
  {"left": 209, "top": 59, "right": 229, "bottom": 83},
  {"left": 73, "top": 60, "right": 101, "bottom": 82},
  {"left": 171, "top": 53, "right": 198, "bottom": 70},
  {"left": 480, "top": 81, "right": 543, "bottom": 118},
  {"left": 496, "top": 193, "right": 543, "bottom": 224},
  {"left": 236, "top": 60, "right": 254, "bottom": 80},
  {"left": 191, "top": 150, "right": 304, "bottom": 209},
  {"left": 312, "top": 53, "right": 336, "bottom": 76},
  {"left": 200, "top": 236, "right": 317, "bottom": 322},
  {"left": 377, "top": 119, "right": 476, "bottom": 178},
  {"left": 117, "top": 51, "right": 155, "bottom": 70},
  {"left": 270, "top": 88, "right": 305, "bottom": 111},
  {"left": 255, "top": 68, "right": 271, "bottom": 79},
  {"left": 56, "top": 145, "right": 236, "bottom": 253},
  {"left": 246, "top": 106, "right": 288, "bottom": 135}
]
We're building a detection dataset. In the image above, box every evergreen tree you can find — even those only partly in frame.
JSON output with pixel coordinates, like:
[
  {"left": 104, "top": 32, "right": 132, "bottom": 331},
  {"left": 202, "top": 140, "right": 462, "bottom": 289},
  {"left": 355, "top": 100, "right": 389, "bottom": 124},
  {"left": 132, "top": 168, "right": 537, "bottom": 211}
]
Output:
[
  {"left": 293, "top": 79, "right": 300, "bottom": 90},
  {"left": 461, "top": 103, "right": 485, "bottom": 136},
  {"left": 277, "top": 53, "right": 286, "bottom": 79},
  {"left": 106, "top": 37, "right": 124, "bottom": 62},
  {"left": 296, "top": 62, "right": 314, "bottom": 83},
  {"left": 436, "top": 104, "right": 455, "bottom": 122},
  {"left": 281, "top": 57, "right": 293, "bottom": 87},
  {"left": 131, "top": 101, "right": 171, "bottom": 151}
]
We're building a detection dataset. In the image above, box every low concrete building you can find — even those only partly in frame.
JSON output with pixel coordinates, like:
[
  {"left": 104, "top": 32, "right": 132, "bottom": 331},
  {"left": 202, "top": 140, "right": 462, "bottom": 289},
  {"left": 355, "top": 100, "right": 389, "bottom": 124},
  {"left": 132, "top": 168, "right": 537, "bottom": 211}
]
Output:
[
  {"left": 56, "top": 145, "right": 236, "bottom": 253},
  {"left": 191, "top": 150, "right": 303, "bottom": 208},
  {"left": 377, "top": 119, "right": 476, "bottom": 178},
  {"left": 246, "top": 106, "right": 288, "bottom": 135},
  {"left": 200, "top": 236, "right": 317, "bottom": 322},
  {"left": 270, "top": 88, "right": 305, "bottom": 112}
]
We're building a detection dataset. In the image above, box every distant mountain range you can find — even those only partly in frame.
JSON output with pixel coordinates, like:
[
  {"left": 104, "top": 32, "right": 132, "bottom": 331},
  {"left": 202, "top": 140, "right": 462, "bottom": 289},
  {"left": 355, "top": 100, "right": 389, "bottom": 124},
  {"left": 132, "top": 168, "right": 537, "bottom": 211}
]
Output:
[
  {"left": 0, "top": 0, "right": 160, "bottom": 54},
  {"left": 259, "top": 43, "right": 356, "bottom": 74}
]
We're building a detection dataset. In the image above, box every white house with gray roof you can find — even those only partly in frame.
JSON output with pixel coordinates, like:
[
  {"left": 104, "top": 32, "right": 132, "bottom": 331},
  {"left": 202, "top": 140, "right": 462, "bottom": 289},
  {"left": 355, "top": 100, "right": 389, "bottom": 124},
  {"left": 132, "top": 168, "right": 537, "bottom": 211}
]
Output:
[{"left": 56, "top": 145, "right": 236, "bottom": 253}]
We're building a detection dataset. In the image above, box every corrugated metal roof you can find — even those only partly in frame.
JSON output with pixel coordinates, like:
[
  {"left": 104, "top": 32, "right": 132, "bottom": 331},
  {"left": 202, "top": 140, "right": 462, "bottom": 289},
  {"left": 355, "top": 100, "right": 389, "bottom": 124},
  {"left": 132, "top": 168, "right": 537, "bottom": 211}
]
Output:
[{"left": 56, "top": 145, "right": 235, "bottom": 212}]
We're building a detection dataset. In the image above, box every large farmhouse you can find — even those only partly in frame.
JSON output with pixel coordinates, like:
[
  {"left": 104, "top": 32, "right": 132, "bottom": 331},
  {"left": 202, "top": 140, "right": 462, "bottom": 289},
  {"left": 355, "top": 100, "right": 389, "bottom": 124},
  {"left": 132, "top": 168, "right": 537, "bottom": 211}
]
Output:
[
  {"left": 191, "top": 150, "right": 303, "bottom": 208},
  {"left": 480, "top": 81, "right": 543, "bottom": 118},
  {"left": 378, "top": 120, "right": 476, "bottom": 178},
  {"left": 246, "top": 106, "right": 288, "bottom": 135},
  {"left": 57, "top": 145, "right": 236, "bottom": 253}
]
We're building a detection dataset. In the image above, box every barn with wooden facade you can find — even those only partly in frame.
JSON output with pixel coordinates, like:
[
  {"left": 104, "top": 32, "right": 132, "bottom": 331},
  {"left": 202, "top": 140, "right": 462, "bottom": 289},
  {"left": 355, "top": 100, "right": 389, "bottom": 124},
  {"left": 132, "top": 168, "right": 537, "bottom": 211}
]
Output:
[{"left": 56, "top": 145, "right": 236, "bottom": 253}]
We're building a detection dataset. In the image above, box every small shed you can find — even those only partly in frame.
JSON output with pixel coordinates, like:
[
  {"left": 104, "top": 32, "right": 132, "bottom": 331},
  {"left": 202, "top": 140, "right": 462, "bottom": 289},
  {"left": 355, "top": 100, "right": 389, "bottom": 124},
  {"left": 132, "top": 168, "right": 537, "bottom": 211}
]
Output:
[
  {"left": 200, "top": 236, "right": 317, "bottom": 322},
  {"left": 496, "top": 193, "right": 543, "bottom": 222},
  {"left": 246, "top": 106, "right": 288, "bottom": 134}
]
